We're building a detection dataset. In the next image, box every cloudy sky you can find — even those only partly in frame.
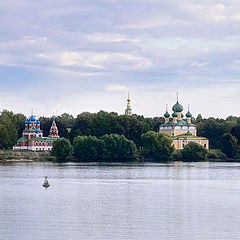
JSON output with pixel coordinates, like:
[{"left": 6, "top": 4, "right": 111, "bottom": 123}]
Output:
[{"left": 1, "top": 0, "right": 240, "bottom": 118}]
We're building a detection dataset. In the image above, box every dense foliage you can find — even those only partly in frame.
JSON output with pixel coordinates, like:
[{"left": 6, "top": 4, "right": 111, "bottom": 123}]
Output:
[
  {"left": 73, "top": 134, "right": 137, "bottom": 161},
  {"left": 73, "top": 135, "right": 105, "bottom": 161},
  {"left": 1, "top": 109, "right": 240, "bottom": 160},
  {"left": 221, "top": 133, "right": 238, "bottom": 158},
  {"left": 51, "top": 138, "right": 73, "bottom": 160},
  {"left": 101, "top": 134, "right": 137, "bottom": 161},
  {"left": 0, "top": 110, "right": 25, "bottom": 148},
  {"left": 141, "top": 131, "right": 174, "bottom": 161},
  {"left": 181, "top": 142, "right": 207, "bottom": 161},
  {"left": 69, "top": 111, "right": 150, "bottom": 147},
  {"left": 206, "top": 149, "right": 226, "bottom": 159}
]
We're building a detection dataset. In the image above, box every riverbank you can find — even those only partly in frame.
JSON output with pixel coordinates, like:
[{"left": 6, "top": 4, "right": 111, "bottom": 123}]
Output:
[
  {"left": 0, "top": 149, "right": 239, "bottom": 163},
  {"left": 0, "top": 150, "right": 51, "bottom": 162}
]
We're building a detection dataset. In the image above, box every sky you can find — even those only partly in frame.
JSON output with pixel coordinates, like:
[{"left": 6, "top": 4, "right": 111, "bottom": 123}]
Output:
[{"left": 1, "top": 0, "right": 240, "bottom": 119}]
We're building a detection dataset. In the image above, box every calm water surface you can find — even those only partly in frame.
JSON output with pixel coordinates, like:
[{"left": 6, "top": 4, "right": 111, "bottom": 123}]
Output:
[{"left": 1, "top": 161, "right": 240, "bottom": 240}]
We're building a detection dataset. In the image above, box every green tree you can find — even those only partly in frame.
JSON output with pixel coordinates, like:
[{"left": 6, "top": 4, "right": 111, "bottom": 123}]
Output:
[
  {"left": 101, "top": 134, "right": 137, "bottom": 161},
  {"left": 231, "top": 124, "right": 240, "bottom": 144},
  {"left": 197, "top": 118, "right": 225, "bottom": 149},
  {"left": 69, "top": 112, "right": 94, "bottom": 141},
  {"left": 73, "top": 135, "right": 104, "bottom": 161},
  {"left": 51, "top": 138, "right": 73, "bottom": 160},
  {"left": 196, "top": 114, "right": 203, "bottom": 123},
  {"left": 145, "top": 116, "right": 164, "bottom": 132},
  {"left": 141, "top": 131, "right": 174, "bottom": 161},
  {"left": 221, "top": 133, "right": 239, "bottom": 158},
  {"left": 181, "top": 142, "right": 207, "bottom": 161},
  {"left": 39, "top": 117, "right": 52, "bottom": 137},
  {"left": 55, "top": 113, "right": 75, "bottom": 139},
  {"left": 12, "top": 113, "right": 26, "bottom": 137},
  {"left": 0, "top": 110, "right": 18, "bottom": 148},
  {"left": 207, "top": 149, "right": 226, "bottom": 159}
]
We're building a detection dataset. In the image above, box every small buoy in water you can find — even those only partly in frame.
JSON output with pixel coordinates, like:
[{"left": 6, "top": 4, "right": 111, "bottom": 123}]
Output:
[
  {"left": 42, "top": 176, "right": 50, "bottom": 188},
  {"left": 190, "top": 162, "right": 194, "bottom": 167}
]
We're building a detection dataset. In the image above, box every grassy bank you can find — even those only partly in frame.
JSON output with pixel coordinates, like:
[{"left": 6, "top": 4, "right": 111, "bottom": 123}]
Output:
[{"left": 0, "top": 150, "right": 51, "bottom": 162}]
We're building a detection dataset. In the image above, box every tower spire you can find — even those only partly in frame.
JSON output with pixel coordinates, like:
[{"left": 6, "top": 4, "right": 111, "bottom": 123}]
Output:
[
  {"left": 49, "top": 117, "right": 59, "bottom": 138},
  {"left": 125, "top": 91, "right": 132, "bottom": 116},
  {"left": 176, "top": 92, "right": 179, "bottom": 101},
  {"left": 186, "top": 104, "right": 192, "bottom": 123}
]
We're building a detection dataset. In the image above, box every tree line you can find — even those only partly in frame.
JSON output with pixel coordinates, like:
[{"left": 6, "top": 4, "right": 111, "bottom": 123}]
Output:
[
  {"left": 51, "top": 131, "right": 219, "bottom": 162},
  {"left": 0, "top": 110, "right": 240, "bottom": 160}
]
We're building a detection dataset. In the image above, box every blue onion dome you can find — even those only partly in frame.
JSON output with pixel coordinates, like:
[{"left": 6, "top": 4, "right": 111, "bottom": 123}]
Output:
[
  {"left": 36, "top": 120, "right": 40, "bottom": 124},
  {"left": 164, "top": 111, "right": 170, "bottom": 118},
  {"left": 30, "top": 115, "right": 36, "bottom": 121},
  {"left": 186, "top": 111, "right": 192, "bottom": 118},
  {"left": 172, "top": 112, "right": 177, "bottom": 118},
  {"left": 35, "top": 128, "right": 39, "bottom": 133},
  {"left": 53, "top": 117, "right": 55, "bottom": 121},
  {"left": 172, "top": 101, "right": 183, "bottom": 112},
  {"left": 24, "top": 120, "right": 29, "bottom": 124},
  {"left": 29, "top": 121, "right": 32, "bottom": 124}
]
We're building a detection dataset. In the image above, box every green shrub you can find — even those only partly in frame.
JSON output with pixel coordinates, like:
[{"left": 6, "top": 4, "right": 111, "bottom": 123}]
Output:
[
  {"left": 141, "top": 131, "right": 174, "bottom": 161},
  {"left": 73, "top": 135, "right": 105, "bottom": 161},
  {"left": 207, "top": 149, "right": 226, "bottom": 159},
  {"left": 181, "top": 142, "right": 207, "bottom": 161},
  {"left": 172, "top": 149, "right": 182, "bottom": 161},
  {"left": 51, "top": 138, "right": 73, "bottom": 161},
  {"left": 47, "top": 156, "right": 57, "bottom": 161},
  {"left": 221, "top": 133, "right": 239, "bottom": 158},
  {"left": 73, "top": 134, "right": 137, "bottom": 162},
  {"left": 101, "top": 134, "right": 137, "bottom": 161}
]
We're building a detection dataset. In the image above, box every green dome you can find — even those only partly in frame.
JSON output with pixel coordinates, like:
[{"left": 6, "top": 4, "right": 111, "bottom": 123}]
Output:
[
  {"left": 181, "top": 113, "right": 184, "bottom": 118},
  {"left": 172, "top": 112, "right": 177, "bottom": 118},
  {"left": 186, "top": 111, "right": 192, "bottom": 118},
  {"left": 172, "top": 101, "right": 183, "bottom": 112},
  {"left": 164, "top": 111, "right": 170, "bottom": 118}
]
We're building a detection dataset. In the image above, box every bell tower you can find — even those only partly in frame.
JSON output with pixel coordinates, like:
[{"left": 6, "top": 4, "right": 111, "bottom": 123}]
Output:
[
  {"left": 125, "top": 91, "right": 132, "bottom": 116},
  {"left": 49, "top": 117, "right": 60, "bottom": 138}
]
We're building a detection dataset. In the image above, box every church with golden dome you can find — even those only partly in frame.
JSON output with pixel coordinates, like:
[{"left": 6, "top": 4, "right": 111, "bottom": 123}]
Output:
[
  {"left": 125, "top": 92, "right": 132, "bottom": 116},
  {"left": 159, "top": 95, "right": 209, "bottom": 150}
]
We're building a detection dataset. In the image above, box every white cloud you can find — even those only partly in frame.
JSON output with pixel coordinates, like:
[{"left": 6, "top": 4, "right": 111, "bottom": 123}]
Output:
[
  {"left": 60, "top": 51, "right": 152, "bottom": 70},
  {"left": 214, "top": 3, "right": 226, "bottom": 21},
  {"left": 190, "top": 61, "right": 208, "bottom": 68},
  {"left": 24, "top": 35, "right": 48, "bottom": 43},
  {"left": 107, "top": 85, "right": 128, "bottom": 91},
  {"left": 85, "top": 32, "right": 138, "bottom": 43},
  {"left": 2, "top": 0, "right": 240, "bottom": 117}
]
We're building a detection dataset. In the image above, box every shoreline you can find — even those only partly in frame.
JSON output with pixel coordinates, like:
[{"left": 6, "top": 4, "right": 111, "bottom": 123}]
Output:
[
  {"left": 0, "top": 149, "right": 239, "bottom": 163},
  {"left": 0, "top": 158, "right": 240, "bottom": 163}
]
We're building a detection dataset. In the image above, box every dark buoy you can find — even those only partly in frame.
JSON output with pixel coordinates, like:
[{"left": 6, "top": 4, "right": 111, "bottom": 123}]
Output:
[{"left": 42, "top": 176, "right": 50, "bottom": 188}]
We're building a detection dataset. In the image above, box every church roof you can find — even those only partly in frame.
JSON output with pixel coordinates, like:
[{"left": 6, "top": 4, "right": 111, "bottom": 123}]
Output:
[
  {"left": 17, "top": 136, "right": 27, "bottom": 143},
  {"left": 172, "top": 131, "right": 207, "bottom": 140},
  {"left": 172, "top": 101, "right": 183, "bottom": 112},
  {"left": 164, "top": 111, "right": 170, "bottom": 118},
  {"left": 24, "top": 129, "right": 43, "bottom": 133},
  {"left": 29, "top": 137, "right": 56, "bottom": 141},
  {"left": 161, "top": 119, "right": 196, "bottom": 127},
  {"left": 30, "top": 115, "right": 36, "bottom": 121},
  {"left": 186, "top": 111, "right": 192, "bottom": 118}
]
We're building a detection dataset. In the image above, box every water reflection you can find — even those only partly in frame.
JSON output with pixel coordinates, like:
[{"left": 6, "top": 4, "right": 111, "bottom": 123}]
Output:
[{"left": 1, "top": 162, "right": 240, "bottom": 240}]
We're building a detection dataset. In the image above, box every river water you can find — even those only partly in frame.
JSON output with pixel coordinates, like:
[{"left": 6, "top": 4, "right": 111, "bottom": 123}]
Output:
[{"left": 1, "top": 161, "right": 240, "bottom": 240}]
